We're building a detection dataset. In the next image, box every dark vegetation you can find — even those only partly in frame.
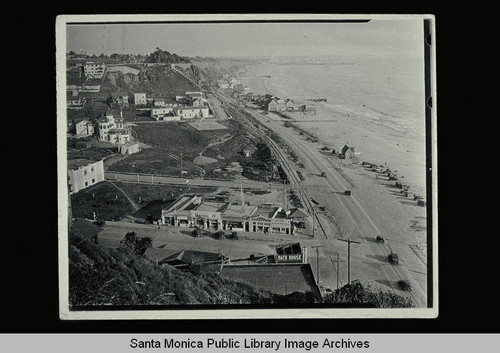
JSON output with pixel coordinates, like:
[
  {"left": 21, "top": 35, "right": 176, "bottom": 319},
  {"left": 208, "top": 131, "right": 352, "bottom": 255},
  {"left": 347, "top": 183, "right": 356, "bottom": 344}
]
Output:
[
  {"left": 144, "top": 48, "right": 190, "bottom": 64},
  {"left": 100, "top": 64, "right": 196, "bottom": 97},
  {"left": 70, "top": 181, "right": 216, "bottom": 222},
  {"left": 69, "top": 229, "right": 413, "bottom": 307},
  {"left": 323, "top": 282, "right": 414, "bottom": 308},
  {"left": 69, "top": 231, "right": 277, "bottom": 306}
]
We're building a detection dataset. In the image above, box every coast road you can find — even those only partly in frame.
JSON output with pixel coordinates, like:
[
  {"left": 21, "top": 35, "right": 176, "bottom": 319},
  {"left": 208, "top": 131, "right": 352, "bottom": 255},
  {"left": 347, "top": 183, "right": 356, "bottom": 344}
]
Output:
[{"left": 241, "top": 104, "right": 428, "bottom": 307}]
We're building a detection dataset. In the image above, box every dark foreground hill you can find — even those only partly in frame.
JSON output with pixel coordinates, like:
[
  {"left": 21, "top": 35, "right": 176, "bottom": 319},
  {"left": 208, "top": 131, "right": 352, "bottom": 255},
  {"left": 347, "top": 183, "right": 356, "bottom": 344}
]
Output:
[
  {"left": 68, "top": 237, "right": 274, "bottom": 306},
  {"left": 68, "top": 232, "right": 322, "bottom": 307}
]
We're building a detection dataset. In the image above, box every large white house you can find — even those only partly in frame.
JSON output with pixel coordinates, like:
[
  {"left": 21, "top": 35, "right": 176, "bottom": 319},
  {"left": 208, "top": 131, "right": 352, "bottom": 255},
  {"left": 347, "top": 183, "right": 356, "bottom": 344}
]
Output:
[
  {"left": 151, "top": 106, "right": 176, "bottom": 120},
  {"left": 67, "top": 159, "right": 104, "bottom": 193},
  {"left": 96, "top": 111, "right": 131, "bottom": 144},
  {"left": 83, "top": 62, "right": 106, "bottom": 79},
  {"left": 174, "top": 105, "right": 209, "bottom": 120}
]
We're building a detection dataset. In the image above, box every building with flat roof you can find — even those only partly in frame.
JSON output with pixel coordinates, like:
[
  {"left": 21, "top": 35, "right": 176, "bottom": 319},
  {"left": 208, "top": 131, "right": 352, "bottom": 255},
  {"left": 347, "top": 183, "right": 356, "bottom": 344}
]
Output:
[
  {"left": 67, "top": 159, "right": 104, "bottom": 193},
  {"left": 151, "top": 106, "right": 176, "bottom": 120},
  {"left": 134, "top": 93, "right": 147, "bottom": 105},
  {"left": 83, "top": 62, "right": 105, "bottom": 79},
  {"left": 161, "top": 196, "right": 295, "bottom": 235},
  {"left": 174, "top": 105, "right": 209, "bottom": 120},
  {"left": 220, "top": 263, "right": 320, "bottom": 300},
  {"left": 118, "top": 141, "right": 140, "bottom": 155}
]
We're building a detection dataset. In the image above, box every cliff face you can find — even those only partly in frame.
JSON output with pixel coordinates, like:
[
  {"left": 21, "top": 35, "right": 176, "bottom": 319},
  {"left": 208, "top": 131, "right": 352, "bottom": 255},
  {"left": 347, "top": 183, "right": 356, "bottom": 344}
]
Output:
[{"left": 100, "top": 65, "right": 197, "bottom": 96}]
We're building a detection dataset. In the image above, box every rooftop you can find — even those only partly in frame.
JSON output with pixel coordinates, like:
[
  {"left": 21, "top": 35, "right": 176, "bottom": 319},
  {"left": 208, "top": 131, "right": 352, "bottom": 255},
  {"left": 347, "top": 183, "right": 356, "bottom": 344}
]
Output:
[
  {"left": 220, "top": 263, "right": 320, "bottom": 300},
  {"left": 255, "top": 204, "right": 281, "bottom": 218},
  {"left": 176, "top": 105, "right": 208, "bottom": 111},
  {"left": 194, "top": 201, "right": 228, "bottom": 213},
  {"left": 163, "top": 195, "right": 200, "bottom": 213},
  {"left": 222, "top": 204, "right": 258, "bottom": 218},
  {"left": 67, "top": 158, "right": 100, "bottom": 170},
  {"left": 143, "top": 247, "right": 179, "bottom": 264},
  {"left": 164, "top": 250, "right": 225, "bottom": 265}
]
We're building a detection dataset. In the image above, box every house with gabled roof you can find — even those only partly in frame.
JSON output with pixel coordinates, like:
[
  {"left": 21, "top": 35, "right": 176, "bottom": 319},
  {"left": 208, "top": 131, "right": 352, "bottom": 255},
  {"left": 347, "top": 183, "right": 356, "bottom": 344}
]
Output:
[{"left": 266, "top": 98, "right": 287, "bottom": 112}]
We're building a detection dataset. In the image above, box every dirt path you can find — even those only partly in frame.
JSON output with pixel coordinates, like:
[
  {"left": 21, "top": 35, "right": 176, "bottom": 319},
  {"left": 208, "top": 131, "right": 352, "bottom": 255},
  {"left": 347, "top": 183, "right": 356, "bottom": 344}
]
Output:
[
  {"left": 198, "top": 133, "right": 236, "bottom": 157},
  {"left": 107, "top": 181, "right": 140, "bottom": 211}
]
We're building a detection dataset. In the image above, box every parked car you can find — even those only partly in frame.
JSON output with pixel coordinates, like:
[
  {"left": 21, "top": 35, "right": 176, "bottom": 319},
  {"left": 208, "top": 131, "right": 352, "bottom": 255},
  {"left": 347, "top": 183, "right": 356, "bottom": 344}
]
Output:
[
  {"left": 214, "top": 230, "right": 226, "bottom": 240},
  {"left": 388, "top": 252, "right": 399, "bottom": 264},
  {"left": 398, "top": 280, "right": 412, "bottom": 291}
]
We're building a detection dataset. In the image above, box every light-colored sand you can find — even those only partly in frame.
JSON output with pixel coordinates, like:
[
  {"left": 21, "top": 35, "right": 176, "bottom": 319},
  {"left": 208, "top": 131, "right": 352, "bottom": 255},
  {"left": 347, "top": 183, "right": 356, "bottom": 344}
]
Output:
[{"left": 240, "top": 68, "right": 427, "bottom": 196}]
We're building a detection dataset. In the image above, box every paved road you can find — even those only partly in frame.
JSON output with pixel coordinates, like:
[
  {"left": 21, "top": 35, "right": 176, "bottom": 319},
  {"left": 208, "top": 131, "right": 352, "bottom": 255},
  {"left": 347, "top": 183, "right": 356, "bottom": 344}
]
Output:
[{"left": 216, "top": 91, "right": 428, "bottom": 307}]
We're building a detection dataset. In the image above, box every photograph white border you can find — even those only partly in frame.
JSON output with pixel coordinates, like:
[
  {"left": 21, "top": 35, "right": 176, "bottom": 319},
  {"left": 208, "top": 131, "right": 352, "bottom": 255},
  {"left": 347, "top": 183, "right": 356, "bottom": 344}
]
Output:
[{"left": 56, "top": 13, "right": 438, "bottom": 320}]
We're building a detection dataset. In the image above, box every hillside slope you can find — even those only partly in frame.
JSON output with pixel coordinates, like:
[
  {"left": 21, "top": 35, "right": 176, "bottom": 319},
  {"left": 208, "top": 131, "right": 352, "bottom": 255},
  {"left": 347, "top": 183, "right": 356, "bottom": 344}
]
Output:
[
  {"left": 68, "top": 235, "right": 276, "bottom": 307},
  {"left": 100, "top": 64, "right": 197, "bottom": 97}
]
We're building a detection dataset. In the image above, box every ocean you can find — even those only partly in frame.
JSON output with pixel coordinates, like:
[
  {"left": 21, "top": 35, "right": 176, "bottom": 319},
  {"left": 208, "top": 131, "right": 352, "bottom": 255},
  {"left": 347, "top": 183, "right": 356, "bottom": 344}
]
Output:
[{"left": 239, "top": 55, "right": 428, "bottom": 193}]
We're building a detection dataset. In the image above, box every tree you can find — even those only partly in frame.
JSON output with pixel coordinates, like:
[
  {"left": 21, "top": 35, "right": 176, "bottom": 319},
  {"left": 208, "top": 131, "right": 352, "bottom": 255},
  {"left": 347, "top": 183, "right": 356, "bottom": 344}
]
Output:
[
  {"left": 119, "top": 232, "right": 152, "bottom": 256},
  {"left": 134, "top": 237, "right": 153, "bottom": 255},
  {"left": 322, "top": 282, "right": 413, "bottom": 308}
]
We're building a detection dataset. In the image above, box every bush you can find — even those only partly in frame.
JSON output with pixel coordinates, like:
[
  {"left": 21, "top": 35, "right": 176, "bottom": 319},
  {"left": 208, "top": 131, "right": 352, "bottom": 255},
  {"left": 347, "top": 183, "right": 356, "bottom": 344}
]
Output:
[{"left": 323, "top": 282, "right": 413, "bottom": 308}]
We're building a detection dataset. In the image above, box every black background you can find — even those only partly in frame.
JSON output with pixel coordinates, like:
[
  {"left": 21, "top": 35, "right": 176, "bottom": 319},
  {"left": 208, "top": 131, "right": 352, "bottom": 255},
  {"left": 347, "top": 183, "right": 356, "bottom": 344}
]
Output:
[{"left": 3, "top": 5, "right": 493, "bottom": 334}]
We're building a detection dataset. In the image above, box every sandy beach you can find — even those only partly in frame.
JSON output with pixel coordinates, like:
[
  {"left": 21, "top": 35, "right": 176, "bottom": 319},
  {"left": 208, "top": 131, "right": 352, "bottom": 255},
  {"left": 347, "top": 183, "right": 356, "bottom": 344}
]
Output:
[{"left": 240, "top": 61, "right": 427, "bottom": 195}]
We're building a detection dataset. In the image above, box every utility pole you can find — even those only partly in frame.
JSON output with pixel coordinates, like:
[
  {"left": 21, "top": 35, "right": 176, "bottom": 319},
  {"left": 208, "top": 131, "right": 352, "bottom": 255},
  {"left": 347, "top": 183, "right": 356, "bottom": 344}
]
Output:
[
  {"left": 333, "top": 254, "right": 346, "bottom": 290},
  {"left": 283, "top": 180, "right": 287, "bottom": 209},
  {"left": 311, "top": 245, "right": 323, "bottom": 286},
  {"left": 180, "top": 152, "right": 183, "bottom": 178},
  {"left": 338, "top": 238, "right": 361, "bottom": 285}
]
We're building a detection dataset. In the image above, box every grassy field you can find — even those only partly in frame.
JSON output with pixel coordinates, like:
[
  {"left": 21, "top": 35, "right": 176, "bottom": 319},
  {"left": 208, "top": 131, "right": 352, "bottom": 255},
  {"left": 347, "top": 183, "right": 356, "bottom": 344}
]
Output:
[
  {"left": 71, "top": 181, "right": 217, "bottom": 222},
  {"left": 107, "top": 122, "right": 227, "bottom": 177}
]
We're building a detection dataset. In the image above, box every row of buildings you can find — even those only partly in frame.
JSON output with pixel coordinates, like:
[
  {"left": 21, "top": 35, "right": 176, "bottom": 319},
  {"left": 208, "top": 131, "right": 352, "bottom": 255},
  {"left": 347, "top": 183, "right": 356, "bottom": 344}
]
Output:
[
  {"left": 160, "top": 194, "right": 307, "bottom": 236},
  {"left": 67, "top": 159, "right": 105, "bottom": 194},
  {"left": 71, "top": 216, "right": 321, "bottom": 300},
  {"left": 265, "top": 97, "right": 316, "bottom": 114},
  {"left": 150, "top": 91, "right": 211, "bottom": 121},
  {"left": 72, "top": 109, "right": 137, "bottom": 149}
]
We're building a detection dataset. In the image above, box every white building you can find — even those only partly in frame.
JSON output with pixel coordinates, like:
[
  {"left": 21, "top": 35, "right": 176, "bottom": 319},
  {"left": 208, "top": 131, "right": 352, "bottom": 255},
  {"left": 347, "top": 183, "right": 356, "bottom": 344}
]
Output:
[
  {"left": 75, "top": 119, "right": 94, "bottom": 137},
  {"left": 174, "top": 105, "right": 209, "bottom": 120},
  {"left": 134, "top": 93, "right": 147, "bottom": 105},
  {"left": 67, "top": 159, "right": 104, "bottom": 193},
  {"left": 118, "top": 142, "right": 141, "bottom": 155},
  {"left": 83, "top": 62, "right": 106, "bottom": 79},
  {"left": 151, "top": 107, "right": 175, "bottom": 120},
  {"left": 153, "top": 98, "right": 167, "bottom": 107},
  {"left": 96, "top": 111, "right": 131, "bottom": 144},
  {"left": 151, "top": 106, "right": 181, "bottom": 121}
]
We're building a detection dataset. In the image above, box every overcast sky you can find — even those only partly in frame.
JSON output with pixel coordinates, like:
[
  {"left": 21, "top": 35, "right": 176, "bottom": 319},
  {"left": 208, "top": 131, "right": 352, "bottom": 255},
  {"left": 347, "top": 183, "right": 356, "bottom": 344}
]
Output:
[{"left": 66, "top": 18, "right": 425, "bottom": 58}]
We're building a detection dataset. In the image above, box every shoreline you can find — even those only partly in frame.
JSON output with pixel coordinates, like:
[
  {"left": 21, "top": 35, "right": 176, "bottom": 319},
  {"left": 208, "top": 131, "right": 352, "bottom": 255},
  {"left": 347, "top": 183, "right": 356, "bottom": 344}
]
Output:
[{"left": 239, "top": 68, "right": 427, "bottom": 195}]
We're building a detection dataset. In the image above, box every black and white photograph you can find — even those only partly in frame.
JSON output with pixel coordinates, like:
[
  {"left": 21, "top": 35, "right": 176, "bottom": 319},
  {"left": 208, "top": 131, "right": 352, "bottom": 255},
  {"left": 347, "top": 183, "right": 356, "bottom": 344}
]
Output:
[{"left": 56, "top": 14, "right": 437, "bottom": 320}]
